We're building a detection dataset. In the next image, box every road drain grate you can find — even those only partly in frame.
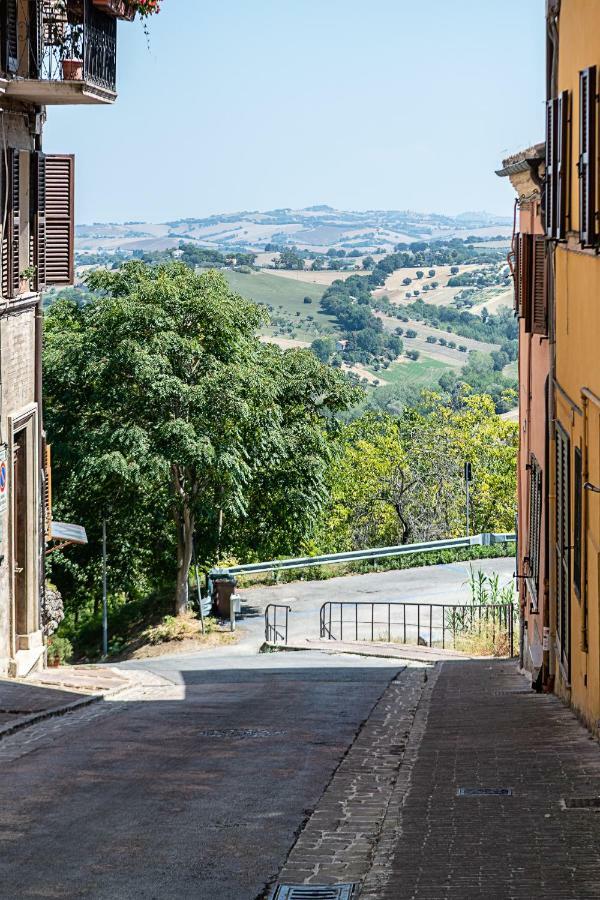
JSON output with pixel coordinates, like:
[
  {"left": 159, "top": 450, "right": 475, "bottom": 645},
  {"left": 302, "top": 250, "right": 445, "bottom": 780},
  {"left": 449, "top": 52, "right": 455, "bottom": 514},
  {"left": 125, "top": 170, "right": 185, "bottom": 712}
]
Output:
[
  {"left": 273, "top": 886, "right": 358, "bottom": 900},
  {"left": 561, "top": 797, "right": 600, "bottom": 810},
  {"left": 457, "top": 787, "right": 513, "bottom": 797},
  {"left": 197, "top": 728, "right": 287, "bottom": 739}
]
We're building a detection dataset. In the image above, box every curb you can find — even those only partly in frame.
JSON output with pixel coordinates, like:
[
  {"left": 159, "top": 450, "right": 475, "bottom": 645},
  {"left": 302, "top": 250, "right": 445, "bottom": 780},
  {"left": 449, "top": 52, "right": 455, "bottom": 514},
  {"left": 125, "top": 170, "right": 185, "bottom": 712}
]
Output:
[
  {"left": 261, "top": 640, "right": 459, "bottom": 664},
  {"left": 0, "top": 677, "right": 134, "bottom": 744}
]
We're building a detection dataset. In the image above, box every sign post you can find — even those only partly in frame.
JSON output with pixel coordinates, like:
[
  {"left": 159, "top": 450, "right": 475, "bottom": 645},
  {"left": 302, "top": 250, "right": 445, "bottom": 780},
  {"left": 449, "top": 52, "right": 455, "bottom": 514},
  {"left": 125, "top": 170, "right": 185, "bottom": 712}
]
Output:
[
  {"left": 102, "top": 520, "right": 108, "bottom": 658},
  {"left": 0, "top": 447, "right": 7, "bottom": 551}
]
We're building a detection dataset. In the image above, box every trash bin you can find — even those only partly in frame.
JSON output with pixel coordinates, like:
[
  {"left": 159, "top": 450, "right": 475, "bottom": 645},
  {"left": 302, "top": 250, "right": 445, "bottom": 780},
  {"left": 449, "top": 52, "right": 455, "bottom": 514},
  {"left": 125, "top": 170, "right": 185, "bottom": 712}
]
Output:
[{"left": 212, "top": 573, "right": 237, "bottom": 618}]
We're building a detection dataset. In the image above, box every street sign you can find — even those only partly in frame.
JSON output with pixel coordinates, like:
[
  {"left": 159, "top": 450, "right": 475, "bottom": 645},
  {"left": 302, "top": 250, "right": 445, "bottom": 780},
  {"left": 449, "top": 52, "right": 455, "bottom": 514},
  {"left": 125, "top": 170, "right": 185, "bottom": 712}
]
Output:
[{"left": 0, "top": 448, "right": 7, "bottom": 514}]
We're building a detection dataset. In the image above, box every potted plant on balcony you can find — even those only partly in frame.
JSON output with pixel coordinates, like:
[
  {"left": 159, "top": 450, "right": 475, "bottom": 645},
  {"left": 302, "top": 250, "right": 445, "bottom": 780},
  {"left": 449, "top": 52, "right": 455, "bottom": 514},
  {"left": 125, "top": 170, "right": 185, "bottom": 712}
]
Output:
[{"left": 59, "top": 23, "right": 84, "bottom": 81}]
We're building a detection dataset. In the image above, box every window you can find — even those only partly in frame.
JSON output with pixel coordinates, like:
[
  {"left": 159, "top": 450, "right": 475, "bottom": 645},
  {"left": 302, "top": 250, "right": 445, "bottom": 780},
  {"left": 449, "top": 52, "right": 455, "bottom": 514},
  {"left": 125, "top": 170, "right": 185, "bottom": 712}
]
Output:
[
  {"left": 574, "top": 446, "right": 582, "bottom": 599},
  {"left": 546, "top": 90, "right": 570, "bottom": 240},
  {"left": 579, "top": 66, "right": 597, "bottom": 247},
  {"left": 555, "top": 424, "right": 571, "bottom": 679},
  {"left": 527, "top": 454, "right": 543, "bottom": 608},
  {"left": 530, "top": 235, "right": 547, "bottom": 336},
  {"left": 513, "top": 233, "right": 532, "bottom": 319}
]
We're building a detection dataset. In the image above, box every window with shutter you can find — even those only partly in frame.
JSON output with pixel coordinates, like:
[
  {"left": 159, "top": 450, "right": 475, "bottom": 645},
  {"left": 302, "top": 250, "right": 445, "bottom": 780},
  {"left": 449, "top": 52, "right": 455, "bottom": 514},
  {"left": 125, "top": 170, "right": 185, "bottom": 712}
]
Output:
[
  {"left": 531, "top": 234, "right": 547, "bottom": 335},
  {"left": 527, "top": 454, "right": 543, "bottom": 609},
  {"left": 9, "top": 148, "right": 20, "bottom": 297},
  {"left": 514, "top": 233, "right": 532, "bottom": 322},
  {"left": 45, "top": 154, "right": 74, "bottom": 287},
  {"left": 2, "top": 0, "right": 19, "bottom": 75},
  {"left": 32, "top": 151, "right": 46, "bottom": 291},
  {"left": 546, "top": 98, "right": 557, "bottom": 238},
  {"left": 579, "top": 66, "right": 597, "bottom": 247},
  {"left": 556, "top": 91, "right": 570, "bottom": 240},
  {"left": 42, "top": 440, "right": 52, "bottom": 542},
  {"left": 555, "top": 424, "right": 571, "bottom": 679}
]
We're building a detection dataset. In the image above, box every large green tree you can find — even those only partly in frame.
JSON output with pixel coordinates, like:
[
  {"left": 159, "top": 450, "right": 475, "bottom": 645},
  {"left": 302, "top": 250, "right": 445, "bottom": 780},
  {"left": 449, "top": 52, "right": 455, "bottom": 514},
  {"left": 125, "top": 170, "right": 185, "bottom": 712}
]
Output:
[{"left": 44, "top": 262, "right": 357, "bottom": 615}]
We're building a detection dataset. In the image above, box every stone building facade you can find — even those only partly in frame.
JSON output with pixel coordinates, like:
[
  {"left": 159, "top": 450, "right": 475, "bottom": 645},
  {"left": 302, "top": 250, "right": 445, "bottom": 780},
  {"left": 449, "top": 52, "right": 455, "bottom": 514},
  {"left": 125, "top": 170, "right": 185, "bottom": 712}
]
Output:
[{"left": 0, "top": 0, "right": 130, "bottom": 677}]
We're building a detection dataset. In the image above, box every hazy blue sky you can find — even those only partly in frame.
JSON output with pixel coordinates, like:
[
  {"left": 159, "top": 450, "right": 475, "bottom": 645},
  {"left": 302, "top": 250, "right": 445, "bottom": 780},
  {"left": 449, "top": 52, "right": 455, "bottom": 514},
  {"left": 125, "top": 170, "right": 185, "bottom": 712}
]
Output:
[{"left": 43, "top": 0, "right": 546, "bottom": 223}]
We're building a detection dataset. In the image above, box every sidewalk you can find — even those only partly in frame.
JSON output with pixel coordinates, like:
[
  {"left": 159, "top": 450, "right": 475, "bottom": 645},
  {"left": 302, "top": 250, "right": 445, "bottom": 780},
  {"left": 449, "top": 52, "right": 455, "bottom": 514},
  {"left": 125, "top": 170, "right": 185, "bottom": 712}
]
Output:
[
  {"left": 270, "top": 658, "right": 600, "bottom": 900},
  {"left": 0, "top": 666, "right": 132, "bottom": 740}
]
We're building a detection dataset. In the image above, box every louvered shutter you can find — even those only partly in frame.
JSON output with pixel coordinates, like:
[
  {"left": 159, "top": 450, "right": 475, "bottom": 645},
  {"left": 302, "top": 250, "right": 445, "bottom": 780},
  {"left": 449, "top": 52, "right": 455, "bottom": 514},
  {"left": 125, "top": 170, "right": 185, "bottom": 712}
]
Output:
[
  {"left": 42, "top": 440, "right": 52, "bottom": 542},
  {"left": 546, "top": 98, "right": 557, "bottom": 238},
  {"left": 555, "top": 425, "right": 571, "bottom": 677},
  {"left": 2, "top": 0, "right": 19, "bottom": 74},
  {"left": 556, "top": 91, "right": 570, "bottom": 240},
  {"left": 579, "top": 66, "right": 597, "bottom": 246},
  {"left": 32, "top": 151, "right": 47, "bottom": 291},
  {"left": 8, "top": 148, "right": 20, "bottom": 298},
  {"left": 45, "top": 154, "right": 74, "bottom": 287},
  {"left": 513, "top": 235, "right": 520, "bottom": 314},
  {"left": 28, "top": 0, "right": 43, "bottom": 78},
  {"left": 515, "top": 233, "right": 532, "bottom": 321},
  {"left": 531, "top": 235, "right": 547, "bottom": 335},
  {"left": 527, "top": 454, "right": 543, "bottom": 604}
]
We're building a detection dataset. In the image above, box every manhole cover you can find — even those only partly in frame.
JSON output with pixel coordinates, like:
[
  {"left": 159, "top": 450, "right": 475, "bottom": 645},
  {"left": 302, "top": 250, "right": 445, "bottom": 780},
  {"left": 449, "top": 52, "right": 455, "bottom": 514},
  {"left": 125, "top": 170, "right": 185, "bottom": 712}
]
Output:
[
  {"left": 198, "top": 728, "right": 287, "bottom": 739},
  {"left": 273, "top": 887, "right": 358, "bottom": 900},
  {"left": 457, "top": 787, "right": 513, "bottom": 797},
  {"left": 561, "top": 797, "right": 600, "bottom": 809}
]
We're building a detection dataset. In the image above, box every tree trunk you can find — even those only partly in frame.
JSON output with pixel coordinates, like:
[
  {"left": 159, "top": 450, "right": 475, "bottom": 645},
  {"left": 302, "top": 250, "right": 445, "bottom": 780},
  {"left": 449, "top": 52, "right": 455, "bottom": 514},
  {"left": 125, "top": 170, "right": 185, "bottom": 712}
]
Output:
[{"left": 172, "top": 464, "right": 195, "bottom": 616}]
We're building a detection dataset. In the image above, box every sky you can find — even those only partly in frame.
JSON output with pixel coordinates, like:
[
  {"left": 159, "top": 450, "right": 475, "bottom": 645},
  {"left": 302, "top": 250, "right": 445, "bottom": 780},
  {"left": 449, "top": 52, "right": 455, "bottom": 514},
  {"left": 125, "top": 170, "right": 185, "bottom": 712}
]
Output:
[{"left": 43, "top": 0, "right": 546, "bottom": 224}]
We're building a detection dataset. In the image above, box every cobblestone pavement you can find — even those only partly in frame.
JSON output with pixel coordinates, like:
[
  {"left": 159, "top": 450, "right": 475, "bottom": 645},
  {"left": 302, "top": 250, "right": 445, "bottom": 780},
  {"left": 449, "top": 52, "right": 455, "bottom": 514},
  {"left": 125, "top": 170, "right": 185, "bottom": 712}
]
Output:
[
  {"left": 361, "top": 659, "right": 600, "bottom": 899},
  {"left": 271, "top": 663, "right": 430, "bottom": 893}
]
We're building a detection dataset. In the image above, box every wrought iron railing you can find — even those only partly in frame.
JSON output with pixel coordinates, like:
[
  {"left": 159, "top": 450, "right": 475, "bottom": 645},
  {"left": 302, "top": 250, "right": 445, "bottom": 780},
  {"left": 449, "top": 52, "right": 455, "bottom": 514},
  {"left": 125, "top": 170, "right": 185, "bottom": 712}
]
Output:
[
  {"left": 319, "top": 601, "right": 517, "bottom": 657},
  {"left": 265, "top": 604, "right": 291, "bottom": 645},
  {"left": 7, "top": 0, "right": 116, "bottom": 92}
]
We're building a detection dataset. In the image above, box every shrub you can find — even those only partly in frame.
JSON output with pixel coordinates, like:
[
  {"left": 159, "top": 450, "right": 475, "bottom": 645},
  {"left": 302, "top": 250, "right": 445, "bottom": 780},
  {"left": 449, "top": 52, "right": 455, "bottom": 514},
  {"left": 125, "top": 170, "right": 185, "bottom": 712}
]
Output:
[
  {"left": 303, "top": 296, "right": 313, "bottom": 304},
  {"left": 47, "top": 635, "right": 73, "bottom": 666}
]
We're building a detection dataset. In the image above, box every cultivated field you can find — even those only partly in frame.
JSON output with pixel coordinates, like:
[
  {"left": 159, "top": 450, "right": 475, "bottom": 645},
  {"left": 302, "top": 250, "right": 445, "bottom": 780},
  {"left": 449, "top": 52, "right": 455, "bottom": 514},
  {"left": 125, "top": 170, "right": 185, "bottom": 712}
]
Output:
[
  {"left": 262, "top": 268, "right": 366, "bottom": 286},
  {"left": 375, "top": 312, "right": 499, "bottom": 365},
  {"left": 373, "top": 265, "right": 480, "bottom": 309}
]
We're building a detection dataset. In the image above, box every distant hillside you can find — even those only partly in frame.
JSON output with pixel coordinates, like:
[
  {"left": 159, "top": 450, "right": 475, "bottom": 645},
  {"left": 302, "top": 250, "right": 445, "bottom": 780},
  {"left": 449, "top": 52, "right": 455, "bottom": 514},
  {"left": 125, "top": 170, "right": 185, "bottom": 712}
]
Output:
[{"left": 76, "top": 207, "right": 512, "bottom": 256}]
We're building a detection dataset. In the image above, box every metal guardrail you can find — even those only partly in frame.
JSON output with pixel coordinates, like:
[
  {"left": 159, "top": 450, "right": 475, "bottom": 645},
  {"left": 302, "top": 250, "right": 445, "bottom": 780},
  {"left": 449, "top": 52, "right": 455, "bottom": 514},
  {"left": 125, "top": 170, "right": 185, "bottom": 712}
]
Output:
[
  {"left": 211, "top": 533, "right": 516, "bottom": 580},
  {"left": 319, "top": 601, "right": 517, "bottom": 657},
  {"left": 265, "top": 604, "right": 291, "bottom": 645}
]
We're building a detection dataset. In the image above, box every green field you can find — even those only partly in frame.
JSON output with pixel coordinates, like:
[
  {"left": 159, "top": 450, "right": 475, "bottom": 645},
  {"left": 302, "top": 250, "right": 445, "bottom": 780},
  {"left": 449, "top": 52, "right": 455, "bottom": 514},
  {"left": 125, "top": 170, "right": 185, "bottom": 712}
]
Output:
[
  {"left": 503, "top": 359, "right": 518, "bottom": 378},
  {"left": 372, "top": 355, "right": 452, "bottom": 389},
  {"left": 223, "top": 270, "right": 336, "bottom": 333}
]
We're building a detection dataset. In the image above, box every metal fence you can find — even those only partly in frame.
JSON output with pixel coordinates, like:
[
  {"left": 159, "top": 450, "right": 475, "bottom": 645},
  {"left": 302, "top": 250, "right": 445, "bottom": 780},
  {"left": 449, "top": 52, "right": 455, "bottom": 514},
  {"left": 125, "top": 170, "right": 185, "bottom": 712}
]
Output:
[
  {"left": 211, "top": 532, "right": 516, "bottom": 581},
  {"left": 319, "top": 601, "right": 516, "bottom": 657},
  {"left": 265, "top": 604, "right": 291, "bottom": 645}
]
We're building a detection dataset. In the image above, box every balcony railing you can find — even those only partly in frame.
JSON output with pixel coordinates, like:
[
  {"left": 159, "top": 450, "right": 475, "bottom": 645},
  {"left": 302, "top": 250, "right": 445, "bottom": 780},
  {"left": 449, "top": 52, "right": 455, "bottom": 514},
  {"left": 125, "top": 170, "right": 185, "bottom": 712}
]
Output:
[{"left": 2, "top": 0, "right": 117, "bottom": 104}]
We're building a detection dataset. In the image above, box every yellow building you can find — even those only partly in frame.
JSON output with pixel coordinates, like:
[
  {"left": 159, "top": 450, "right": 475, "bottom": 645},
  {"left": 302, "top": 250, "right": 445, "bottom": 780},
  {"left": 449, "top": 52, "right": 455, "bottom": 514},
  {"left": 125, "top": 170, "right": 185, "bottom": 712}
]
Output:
[{"left": 547, "top": 0, "right": 600, "bottom": 729}]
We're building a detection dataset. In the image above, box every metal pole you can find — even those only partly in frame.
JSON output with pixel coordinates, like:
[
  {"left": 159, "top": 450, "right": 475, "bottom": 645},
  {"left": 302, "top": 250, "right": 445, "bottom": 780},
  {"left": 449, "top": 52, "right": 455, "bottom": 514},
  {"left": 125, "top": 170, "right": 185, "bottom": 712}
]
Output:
[
  {"left": 230, "top": 593, "right": 236, "bottom": 633},
  {"left": 102, "top": 520, "right": 108, "bottom": 658},
  {"left": 465, "top": 465, "right": 471, "bottom": 537},
  {"left": 192, "top": 538, "right": 205, "bottom": 634}
]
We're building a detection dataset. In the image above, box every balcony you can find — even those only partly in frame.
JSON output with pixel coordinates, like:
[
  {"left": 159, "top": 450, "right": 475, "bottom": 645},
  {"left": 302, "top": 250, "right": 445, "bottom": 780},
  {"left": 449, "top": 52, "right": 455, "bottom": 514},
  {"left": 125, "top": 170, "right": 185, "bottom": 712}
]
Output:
[{"left": 3, "top": 0, "right": 118, "bottom": 106}]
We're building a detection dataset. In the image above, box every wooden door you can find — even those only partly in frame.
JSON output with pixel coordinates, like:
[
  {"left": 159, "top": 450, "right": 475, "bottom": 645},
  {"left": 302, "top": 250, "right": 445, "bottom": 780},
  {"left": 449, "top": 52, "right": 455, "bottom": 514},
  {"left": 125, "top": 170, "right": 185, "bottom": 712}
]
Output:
[{"left": 13, "top": 428, "right": 27, "bottom": 636}]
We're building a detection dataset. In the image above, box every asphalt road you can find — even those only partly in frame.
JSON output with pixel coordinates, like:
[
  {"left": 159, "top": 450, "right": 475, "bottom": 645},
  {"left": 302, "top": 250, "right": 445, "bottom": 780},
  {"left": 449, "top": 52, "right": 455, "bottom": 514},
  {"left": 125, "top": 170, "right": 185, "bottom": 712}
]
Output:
[
  {"left": 0, "top": 650, "right": 403, "bottom": 900},
  {"left": 0, "top": 559, "right": 513, "bottom": 899}
]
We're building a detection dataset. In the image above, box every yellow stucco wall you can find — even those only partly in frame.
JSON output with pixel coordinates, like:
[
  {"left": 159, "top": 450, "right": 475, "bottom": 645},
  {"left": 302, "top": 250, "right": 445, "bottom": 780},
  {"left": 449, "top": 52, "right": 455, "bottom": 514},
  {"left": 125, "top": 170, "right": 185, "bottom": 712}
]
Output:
[{"left": 553, "top": 0, "right": 600, "bottom": 728}]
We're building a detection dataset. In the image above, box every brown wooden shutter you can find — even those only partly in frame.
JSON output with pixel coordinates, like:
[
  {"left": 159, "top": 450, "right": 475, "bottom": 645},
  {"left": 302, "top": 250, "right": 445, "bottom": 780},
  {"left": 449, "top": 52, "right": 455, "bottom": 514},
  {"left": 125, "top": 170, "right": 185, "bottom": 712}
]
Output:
[
  {"left": 579, "top": 65, "right": 597, "bottom": 246},
  {"left": 45, "top": 154, "right": 74, "bottom": 287},
  {"left": 8, "top": 148, "right": 20, "bottom": 298},
  {"left": 32, "top": 151, "right": 46, "bottom": 291},
  {"left": 3, "top": 0, "right": 19, "bottom": 74},
  {"left": 42, "top": 440, "right": 52, "bottom": 542},
  {"left": 546, "top": 98, "right": 557, "bottom": 238},
  {"left": 531, "top": 235, "right": 547, "bottom": 335},
  {"left": 515, "top": 233, "right": 532, "bottom": 321},
  {"left": 513, "top": 234, "right": 520, "bottom": 314},
  {"left": 555, "top": 424, "right": 571, "bottom": 678},
  {"left": 527, "top": 454, "right": 543, "bottom": 605},
  {"left": 556, "top": 90, "right": 570, "bottom": 240}
]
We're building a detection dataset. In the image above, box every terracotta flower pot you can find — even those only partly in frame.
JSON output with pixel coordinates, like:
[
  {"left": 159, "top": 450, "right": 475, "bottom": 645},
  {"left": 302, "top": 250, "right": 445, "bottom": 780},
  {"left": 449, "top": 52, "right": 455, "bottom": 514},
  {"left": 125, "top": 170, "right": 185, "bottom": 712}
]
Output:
[
  {"left": 62, "top": 59, "right": 84, "bottom": 81},
  {"left": 92, "top": 0, "right": 136, "bottom": 20}
]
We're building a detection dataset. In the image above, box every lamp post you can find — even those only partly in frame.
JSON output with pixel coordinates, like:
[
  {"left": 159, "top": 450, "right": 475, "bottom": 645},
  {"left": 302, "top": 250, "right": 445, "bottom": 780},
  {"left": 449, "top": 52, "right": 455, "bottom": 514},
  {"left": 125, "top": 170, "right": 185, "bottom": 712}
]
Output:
[{"left": 464, "top": 462, "right": 473, "bottom": 537}]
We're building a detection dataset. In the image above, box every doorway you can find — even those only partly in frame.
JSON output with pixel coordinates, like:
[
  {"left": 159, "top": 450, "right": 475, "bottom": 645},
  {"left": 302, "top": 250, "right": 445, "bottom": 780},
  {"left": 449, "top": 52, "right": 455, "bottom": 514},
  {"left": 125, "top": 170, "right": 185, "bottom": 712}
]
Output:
[{"left": 13, "top": 428, "right": 28, "bottom": 636}]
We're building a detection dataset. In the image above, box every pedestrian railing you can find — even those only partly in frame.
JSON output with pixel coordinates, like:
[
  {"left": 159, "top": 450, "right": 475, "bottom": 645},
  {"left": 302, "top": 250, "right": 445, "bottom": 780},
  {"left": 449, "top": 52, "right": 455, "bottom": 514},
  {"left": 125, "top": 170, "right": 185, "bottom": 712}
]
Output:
[
  {"left": 210, "top": 532, "right": 516, "bottom": 582},
  {"left": 319, "top": 601, "right": 517, "bottom": 657},
  {"left": 265, "top": 604, "right": 291, "bottom": 645}
]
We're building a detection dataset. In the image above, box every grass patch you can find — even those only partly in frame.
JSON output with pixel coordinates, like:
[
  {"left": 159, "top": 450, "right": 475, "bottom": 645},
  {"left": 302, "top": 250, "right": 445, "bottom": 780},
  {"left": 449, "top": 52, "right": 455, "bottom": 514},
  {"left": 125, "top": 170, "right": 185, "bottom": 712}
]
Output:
[
  {"left": 224, "top": 270, "right": 335, "bottom": 331},
  {"left": 370, "top": 356, "right": 452, "bottom": 389}
]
